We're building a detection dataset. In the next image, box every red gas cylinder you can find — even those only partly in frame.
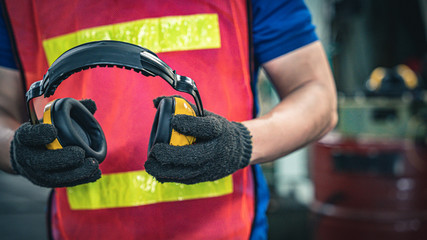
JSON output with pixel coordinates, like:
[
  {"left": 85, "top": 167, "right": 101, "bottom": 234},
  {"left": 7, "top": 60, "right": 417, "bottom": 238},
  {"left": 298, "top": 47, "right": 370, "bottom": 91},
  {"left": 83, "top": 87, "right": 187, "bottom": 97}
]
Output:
[{"left": 310, "top": 132, "right": 427, "bottom": 240}]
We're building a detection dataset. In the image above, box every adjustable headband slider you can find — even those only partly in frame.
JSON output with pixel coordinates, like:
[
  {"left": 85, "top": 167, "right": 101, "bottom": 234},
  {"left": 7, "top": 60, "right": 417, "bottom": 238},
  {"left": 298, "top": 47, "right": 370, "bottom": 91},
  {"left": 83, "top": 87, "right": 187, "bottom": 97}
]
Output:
[
  {"left": 25, "top": 80, "right": 44, "bottom": 125},
  {"left": 25, "top": 80, "right": 44, "bottom": 102},
  {"left": 41, "top": 72, "right": 50, "bottom": 91},
  {"left": 174, "top": 74, "right": 204, "bottom": 117},
  {"left": 175, "top": 75, "right": 196, "bottom": 92}
]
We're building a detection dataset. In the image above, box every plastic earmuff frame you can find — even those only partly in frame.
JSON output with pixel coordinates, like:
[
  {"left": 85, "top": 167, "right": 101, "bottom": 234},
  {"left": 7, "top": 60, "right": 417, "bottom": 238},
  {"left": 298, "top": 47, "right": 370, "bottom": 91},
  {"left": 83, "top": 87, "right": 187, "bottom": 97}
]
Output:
[
  {"left": 42, "top": 98, "right": 107, "bottom": 162},
  {"left": 25, "top": 40, "right": 204, "bottom": 163}
]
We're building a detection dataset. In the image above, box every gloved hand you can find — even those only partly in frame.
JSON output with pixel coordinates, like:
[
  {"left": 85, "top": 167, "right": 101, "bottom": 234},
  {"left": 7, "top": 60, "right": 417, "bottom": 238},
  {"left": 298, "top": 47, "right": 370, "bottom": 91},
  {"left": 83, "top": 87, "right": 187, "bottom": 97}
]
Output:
[
  {"left": 10, "top": 99, "right": 102, "bottom": 188},
  {"left": 145, "top": 96, "right": 253, "bottom": 184}
]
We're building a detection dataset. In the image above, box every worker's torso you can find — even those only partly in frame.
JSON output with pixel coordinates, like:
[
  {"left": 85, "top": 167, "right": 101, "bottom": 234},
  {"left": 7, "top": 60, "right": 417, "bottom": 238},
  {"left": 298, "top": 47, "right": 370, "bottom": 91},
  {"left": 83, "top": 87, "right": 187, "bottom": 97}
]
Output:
[{"left": 4, "top": 0, "right": 255, "bottom": 239}]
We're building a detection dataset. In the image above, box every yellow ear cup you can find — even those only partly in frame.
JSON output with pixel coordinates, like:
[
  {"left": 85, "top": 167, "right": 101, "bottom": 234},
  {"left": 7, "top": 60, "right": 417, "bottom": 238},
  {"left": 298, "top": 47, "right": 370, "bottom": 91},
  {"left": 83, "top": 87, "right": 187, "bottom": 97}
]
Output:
[
  {"left": 368, "top": 67, "right": 386, "bottom": 91},
  {"left": 148, "top": 96, "right": 198, "bottom": 152},
  {"left": 42, "top": 100, "right": 63, "bottom": 150},
  {"left": 396, "top": 64, "right": 418, "bottom": 89},
  {"left": 169, "top": 97, "right": 196, "bottom": 146}
]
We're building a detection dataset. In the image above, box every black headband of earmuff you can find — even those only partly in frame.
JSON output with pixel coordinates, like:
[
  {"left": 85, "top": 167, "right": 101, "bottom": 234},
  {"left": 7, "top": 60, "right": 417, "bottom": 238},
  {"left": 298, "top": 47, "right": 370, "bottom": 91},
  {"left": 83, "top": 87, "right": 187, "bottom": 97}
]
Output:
[{"left": 26, "top": 40, "right": 204, "bottom": 124}]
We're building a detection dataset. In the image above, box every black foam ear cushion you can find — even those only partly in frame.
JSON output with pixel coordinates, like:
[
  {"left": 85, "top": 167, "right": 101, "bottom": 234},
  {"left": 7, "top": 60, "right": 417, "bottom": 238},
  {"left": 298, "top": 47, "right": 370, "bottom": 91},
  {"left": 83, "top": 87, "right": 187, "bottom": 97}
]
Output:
[
  {"left": 50, "top": 98, "right": 107, "bottom": 162},
  {"left": 148, "top": 98, "right": 175, "bottom": 153}
]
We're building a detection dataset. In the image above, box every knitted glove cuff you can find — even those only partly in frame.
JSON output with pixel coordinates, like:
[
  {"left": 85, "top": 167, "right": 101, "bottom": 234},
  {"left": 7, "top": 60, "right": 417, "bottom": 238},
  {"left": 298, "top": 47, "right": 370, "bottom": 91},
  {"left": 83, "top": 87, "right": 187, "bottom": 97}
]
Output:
[
  {"left": 9, "top": 140, "right": 20, "bottom": 174},
  {"left": 233, "top": 122, "right": 253, "bottom": 169}
]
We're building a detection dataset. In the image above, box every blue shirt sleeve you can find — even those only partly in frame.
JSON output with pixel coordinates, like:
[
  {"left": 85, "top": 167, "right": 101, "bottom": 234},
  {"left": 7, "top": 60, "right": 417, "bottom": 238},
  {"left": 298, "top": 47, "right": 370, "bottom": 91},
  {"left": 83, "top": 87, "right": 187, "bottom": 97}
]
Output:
[
  {"left": 0, "top": 7, "right": 17, "bottom": 69},
  {"left": 252, "top": 0, "right": 318, "bottom": 66}
]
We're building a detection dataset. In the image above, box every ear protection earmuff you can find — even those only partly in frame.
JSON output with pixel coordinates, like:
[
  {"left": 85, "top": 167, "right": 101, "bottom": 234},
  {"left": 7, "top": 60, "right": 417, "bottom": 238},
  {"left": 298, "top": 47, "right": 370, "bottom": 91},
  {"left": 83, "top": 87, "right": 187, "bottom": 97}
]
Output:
[
  {"left": 368, "top": 65, "right": 419, "bottom": 91},
  {"left": 26, "top": 40, "right": 204, "bottom": 162},
  {"left": 42, "top": 98, "right": 107, "bottom": 162},
  {"left": 148, "top": 97, "right": 196, "bottom": 150}
]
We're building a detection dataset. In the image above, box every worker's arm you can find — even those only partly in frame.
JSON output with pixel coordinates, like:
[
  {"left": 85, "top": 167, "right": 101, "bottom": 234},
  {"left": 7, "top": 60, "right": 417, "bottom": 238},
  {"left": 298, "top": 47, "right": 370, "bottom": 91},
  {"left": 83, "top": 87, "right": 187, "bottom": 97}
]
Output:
[
  {"left": 146, "top": 41, "right": 337, "bottom": 184},
  {"left": 0, "top": 66, "right": 27, "bottom": 173},
  {"left": 243, "top": 41, "right": 338, "bottom": 164}
]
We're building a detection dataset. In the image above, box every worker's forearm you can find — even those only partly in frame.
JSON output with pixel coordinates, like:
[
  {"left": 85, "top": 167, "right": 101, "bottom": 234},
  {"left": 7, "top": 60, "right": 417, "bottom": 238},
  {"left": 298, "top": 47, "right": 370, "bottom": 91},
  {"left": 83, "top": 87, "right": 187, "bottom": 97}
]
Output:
[
  {"left": 0, "top": 67, "right": 26, "bottom": 173},
  {"left": 243, "top": 81, "right": 337, "bottom": 164},
  {"left": 0, "top": 117, "right": 19, "bottom": 173}
]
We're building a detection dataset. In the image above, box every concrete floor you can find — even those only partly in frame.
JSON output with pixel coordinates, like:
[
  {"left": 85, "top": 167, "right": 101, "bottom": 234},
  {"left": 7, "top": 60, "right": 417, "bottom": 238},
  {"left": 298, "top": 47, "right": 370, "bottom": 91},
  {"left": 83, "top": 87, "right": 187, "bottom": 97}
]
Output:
[{"left": 0, "top": 171, "right": 50, "bottom": 240}]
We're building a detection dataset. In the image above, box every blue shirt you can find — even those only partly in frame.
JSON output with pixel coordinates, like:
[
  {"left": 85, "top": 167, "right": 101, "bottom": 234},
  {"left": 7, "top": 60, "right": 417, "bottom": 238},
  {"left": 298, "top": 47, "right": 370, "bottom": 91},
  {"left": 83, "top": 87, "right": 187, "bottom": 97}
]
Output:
[
  {"left": 0, "top": 7, "right": 16, "bottom": 69},
  {"left": 252, "top": 0, "right": 317, "bottom": 67}
]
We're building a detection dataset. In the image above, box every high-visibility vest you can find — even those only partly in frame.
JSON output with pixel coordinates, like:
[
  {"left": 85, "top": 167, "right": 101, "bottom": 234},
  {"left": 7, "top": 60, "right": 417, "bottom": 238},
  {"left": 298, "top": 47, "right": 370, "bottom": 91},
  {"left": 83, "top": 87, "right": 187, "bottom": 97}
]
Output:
[{"left": 4, "top": 0, "right": 256, "bottom": 239}]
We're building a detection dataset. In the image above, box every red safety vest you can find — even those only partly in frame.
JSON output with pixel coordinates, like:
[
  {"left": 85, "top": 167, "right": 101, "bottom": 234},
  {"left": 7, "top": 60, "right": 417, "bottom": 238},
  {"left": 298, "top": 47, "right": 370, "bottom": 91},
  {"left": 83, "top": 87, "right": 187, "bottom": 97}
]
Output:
[{"left": 4, "top": 0, "right": 255, "bottom": 239}]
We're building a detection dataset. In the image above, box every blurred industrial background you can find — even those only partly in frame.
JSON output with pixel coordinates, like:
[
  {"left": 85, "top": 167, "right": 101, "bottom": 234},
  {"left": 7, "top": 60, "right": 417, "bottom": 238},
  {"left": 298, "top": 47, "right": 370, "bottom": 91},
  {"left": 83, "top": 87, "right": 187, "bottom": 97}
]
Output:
[
  {"left": 1, "top": 0, "right": 426, "bottom": 239},
  {"left": 260, "top": 0, "right": 427, "bottom": 239}
]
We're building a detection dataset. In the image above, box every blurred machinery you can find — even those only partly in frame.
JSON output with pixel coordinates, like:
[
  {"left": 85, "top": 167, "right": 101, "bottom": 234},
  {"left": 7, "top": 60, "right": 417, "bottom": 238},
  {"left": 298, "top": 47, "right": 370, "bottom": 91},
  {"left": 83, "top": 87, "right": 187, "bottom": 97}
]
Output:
[{"left": 310, "top": 65, "right": 427, "bottom": 240}]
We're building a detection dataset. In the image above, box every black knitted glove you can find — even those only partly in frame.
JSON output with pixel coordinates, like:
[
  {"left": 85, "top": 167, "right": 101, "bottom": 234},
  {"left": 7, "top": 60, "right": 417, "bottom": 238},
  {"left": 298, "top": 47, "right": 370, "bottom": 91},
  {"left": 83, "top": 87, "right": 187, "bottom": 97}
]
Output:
[
  {"left": 10, "top": 99, "right": 101, "bottom": 188},
  {"left": 145, "top": 96, "right": 252, "bottom": 184}
]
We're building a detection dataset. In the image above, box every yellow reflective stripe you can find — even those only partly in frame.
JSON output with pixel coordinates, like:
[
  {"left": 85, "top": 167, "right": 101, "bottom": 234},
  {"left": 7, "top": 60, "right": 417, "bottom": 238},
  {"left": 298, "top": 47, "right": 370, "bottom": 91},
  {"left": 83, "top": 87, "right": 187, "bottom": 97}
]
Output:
[
  {"left": 42, "top": 13, "right": 221, "bottom": 65},
  {"left": 66, "top": 170, "right": 233, "bottom": 210}
]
